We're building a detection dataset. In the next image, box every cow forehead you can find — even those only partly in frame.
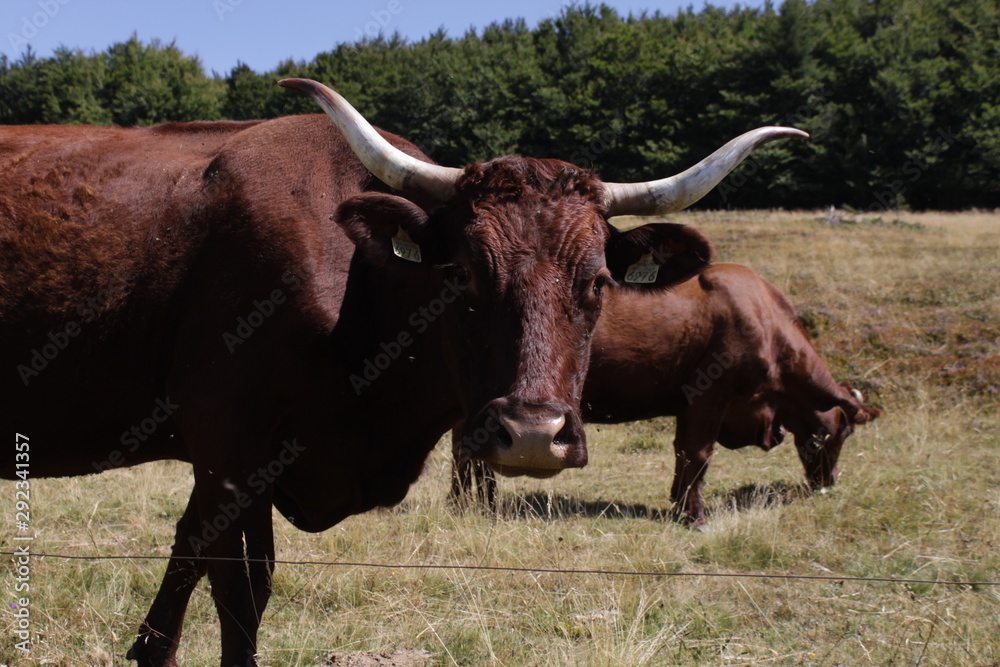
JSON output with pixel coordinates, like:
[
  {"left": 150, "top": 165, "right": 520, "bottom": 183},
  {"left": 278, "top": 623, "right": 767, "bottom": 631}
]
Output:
[
  {"left": 457, "top": 203, "right": 610, "bottom": 288},
  {"left": 450, "top": 156, "right": 611, "bottom": 276}
]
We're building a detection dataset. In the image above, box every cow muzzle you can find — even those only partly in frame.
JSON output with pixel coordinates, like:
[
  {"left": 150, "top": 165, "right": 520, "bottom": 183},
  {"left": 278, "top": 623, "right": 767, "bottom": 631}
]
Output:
[
  {"left": 808, "top": 466, "right": 839, "bottom": 491},
  {"left": 800, "top": 409, "right": 849, "bottom": 490},
  {"left": 464, "top": 399, "right": 587, "bottom": 478},
  {"left": 799, "top": 434, "right": 841, "bottom": 490}
]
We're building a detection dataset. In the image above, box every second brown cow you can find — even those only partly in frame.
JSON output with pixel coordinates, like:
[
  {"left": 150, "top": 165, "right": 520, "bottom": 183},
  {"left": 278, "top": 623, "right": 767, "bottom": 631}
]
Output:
[{"left": 452, "top": 263, "right": 882, "bottom": 525}]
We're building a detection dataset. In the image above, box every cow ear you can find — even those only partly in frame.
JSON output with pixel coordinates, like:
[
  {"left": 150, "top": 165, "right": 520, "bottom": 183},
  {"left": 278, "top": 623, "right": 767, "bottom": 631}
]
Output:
[
  {"left": 838, "top": 380, "right": 883, "bottom": 424},
  {"left": 336, "top": 192, "right": 437, "bottom": 269},
  {"left": 605, "top": 223, "right": 714, "bottom": 290}
]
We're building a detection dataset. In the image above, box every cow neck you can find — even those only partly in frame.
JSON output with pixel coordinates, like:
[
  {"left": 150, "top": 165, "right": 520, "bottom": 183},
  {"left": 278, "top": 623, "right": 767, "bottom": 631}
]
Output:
[{"left": 331, "top": 252, "right": 463, "bottom": 433}]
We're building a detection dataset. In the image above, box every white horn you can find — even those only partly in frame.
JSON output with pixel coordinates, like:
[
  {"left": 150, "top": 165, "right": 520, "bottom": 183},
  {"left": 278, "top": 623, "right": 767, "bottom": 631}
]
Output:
[
  {"left": 279, "top": 78, "right": 463, "bottom": 201},
  {"left": 603, "top": 127, "right": 808, "bottom": 218}
]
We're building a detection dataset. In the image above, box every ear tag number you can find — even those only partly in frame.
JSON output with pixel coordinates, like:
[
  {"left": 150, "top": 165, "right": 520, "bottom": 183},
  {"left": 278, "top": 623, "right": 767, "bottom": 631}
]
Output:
[
  {"left": 625, "top": 253, "right": 659, "bottom": 284},
  {"left": 392, "top": 228, "right": 422, "bottom": 263}
]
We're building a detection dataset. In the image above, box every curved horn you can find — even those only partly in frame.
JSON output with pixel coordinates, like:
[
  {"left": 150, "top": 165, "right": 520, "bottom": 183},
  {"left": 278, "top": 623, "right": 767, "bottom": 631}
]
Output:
[
  {"left": 278, "top": 78, "right": 463, "bottom": 201},
  {"left": 603, "top": 127, "right": 809, "bottom": 217}
]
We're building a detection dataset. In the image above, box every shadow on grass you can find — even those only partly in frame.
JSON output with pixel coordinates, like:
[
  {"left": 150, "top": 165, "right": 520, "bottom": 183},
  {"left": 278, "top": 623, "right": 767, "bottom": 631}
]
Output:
[
  {"left": 497, "top": 491, "right": 670, "bottom": 521},
  {"left": 489, "top": 480, "right": 814, "bottom": 523},
  {"left": 707, "top": 480, "right": 813, "bottom": 518}
]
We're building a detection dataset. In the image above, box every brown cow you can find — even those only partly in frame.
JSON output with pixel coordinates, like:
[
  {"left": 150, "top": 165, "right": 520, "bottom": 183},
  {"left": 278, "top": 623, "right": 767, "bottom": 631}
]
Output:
[
  {"left": 1, "top": 77, "right": 804, "bottom": 666},
  {"left": 452, "top": 263, "right": 881, "bottom": 525}
]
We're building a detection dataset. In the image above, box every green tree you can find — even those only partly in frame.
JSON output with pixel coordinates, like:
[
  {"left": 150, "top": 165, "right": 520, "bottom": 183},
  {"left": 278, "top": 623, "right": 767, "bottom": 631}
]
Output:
[
  {"left": 0, "top": 48, "right": 47, "bottom": 124},
  {"left": 36, "top": 47, "right": 110, "bottom": 124},
  {"left": 222, "top": 62, "right": 278, "bottom": 120},
  {"left": 99, "top": 35, "right": 223, "bottom": 126},
  {"left": 2, "top": 3, "right": 998, "bottom": 209}
]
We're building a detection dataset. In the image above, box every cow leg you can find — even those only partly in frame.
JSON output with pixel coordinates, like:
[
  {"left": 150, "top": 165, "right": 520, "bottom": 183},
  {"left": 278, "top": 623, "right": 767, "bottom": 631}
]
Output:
[
  {"left": 127, "top": 492, "right": 207, "bottom": 667},
  {"left": 472, "top": 459, "right": 497, "bottom": 508},
  {"left": 450, "top": 458, "right": 498, "bottom": 510},
  {"left": 670, "top": 411, "right": 721, "bottom": 527},
  {"left": 450, "top": 457, "right": 473, "bottom": 501},
  {"left": 450, "top": 426, "right": 474, "bottom": 503},
  {"left": 192, "top": 471, "right": 276, "bottom": 667},
  {"left": 450, "top": 426, "right": 499, "bottom": 510}
]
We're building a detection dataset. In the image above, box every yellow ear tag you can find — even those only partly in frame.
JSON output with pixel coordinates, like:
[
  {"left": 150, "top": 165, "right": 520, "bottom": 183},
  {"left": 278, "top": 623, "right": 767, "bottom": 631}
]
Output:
[
  {"left": 391, "top": 228, "right": 422, "bottom": 263},
  {"left": 624, "top": 252, "right": 659, "bottom": 284}
]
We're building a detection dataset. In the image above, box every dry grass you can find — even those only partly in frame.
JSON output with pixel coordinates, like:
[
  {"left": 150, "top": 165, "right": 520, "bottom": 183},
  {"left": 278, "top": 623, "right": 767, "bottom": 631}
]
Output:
[{"left": 2, "top": 210, "right": 998, "bottom": 666}]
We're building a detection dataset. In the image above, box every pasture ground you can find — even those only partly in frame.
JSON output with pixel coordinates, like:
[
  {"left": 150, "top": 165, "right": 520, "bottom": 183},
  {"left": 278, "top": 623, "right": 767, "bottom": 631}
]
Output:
[{"left": 2, "top": 210, "right": 998, "bottom": 666}]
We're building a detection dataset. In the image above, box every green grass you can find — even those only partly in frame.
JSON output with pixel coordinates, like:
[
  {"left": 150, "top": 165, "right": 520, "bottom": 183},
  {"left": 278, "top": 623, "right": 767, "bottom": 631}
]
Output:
[{"left": 2, "top": 210, "right": 998, "bottom": 666}]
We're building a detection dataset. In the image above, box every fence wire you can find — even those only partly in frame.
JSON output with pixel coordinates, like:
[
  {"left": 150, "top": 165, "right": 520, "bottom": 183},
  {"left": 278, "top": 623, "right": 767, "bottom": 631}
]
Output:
[{"left": 3, "top": 550, "right": 998, "bottom": 587}]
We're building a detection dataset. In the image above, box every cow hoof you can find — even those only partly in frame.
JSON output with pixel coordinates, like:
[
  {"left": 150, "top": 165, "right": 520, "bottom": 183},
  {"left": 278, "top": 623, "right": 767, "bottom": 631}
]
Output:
[
  {"left": 691, "top": 521, "right": 712, "bottom": 533},
  {"left": 126, "top": 634, "right": 178, "bottom": 667},
  {"left": 670, "top": 507, "right": 707, "bottom": 530}
]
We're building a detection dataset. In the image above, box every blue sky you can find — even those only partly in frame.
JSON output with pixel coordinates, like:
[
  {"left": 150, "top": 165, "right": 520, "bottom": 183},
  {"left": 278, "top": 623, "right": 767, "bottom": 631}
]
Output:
[{"left": 3, "top": 0, "right": 769, "bottom": 76}]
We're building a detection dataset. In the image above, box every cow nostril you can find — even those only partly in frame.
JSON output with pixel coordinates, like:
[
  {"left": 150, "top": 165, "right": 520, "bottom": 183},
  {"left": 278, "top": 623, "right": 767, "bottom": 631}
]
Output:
[
  {"left": 553, "top": 418, "right": 575, "bottom": 445},
  {"left": 495, "top": 423, "right": 513, "bottom": 449}
]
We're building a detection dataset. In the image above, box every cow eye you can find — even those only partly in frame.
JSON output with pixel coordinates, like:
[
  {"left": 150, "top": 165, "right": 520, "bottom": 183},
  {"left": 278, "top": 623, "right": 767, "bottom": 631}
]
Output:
[
  {"left": 593, "top": 272, "right": 611, "bottom": 297},
  {"left": 450, "top": 264, "right": 472, "bottom": 291}
]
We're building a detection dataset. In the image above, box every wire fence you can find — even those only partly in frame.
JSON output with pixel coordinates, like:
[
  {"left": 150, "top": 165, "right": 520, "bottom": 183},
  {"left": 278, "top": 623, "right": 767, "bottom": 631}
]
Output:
[{"left": 3, "top": 550, "right": 998, "bottom": 587}]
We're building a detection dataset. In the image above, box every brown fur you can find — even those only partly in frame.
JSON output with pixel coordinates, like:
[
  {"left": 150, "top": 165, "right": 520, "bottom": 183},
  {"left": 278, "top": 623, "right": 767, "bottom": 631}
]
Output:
[
  {"left": 0, "top": 116, "right": 711, "bottom": 665},
  {"left": 452, "top": 263, "right": 882, "bottom": 524}
]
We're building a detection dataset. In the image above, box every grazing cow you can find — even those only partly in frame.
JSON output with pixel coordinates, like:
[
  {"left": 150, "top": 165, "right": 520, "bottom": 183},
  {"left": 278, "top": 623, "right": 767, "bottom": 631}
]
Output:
[
  {"left": 452, "top": 263, "right": 882, "bottom": 524},
  {"left": 0, "top": 77, "right": 805, "bottom": 666}
]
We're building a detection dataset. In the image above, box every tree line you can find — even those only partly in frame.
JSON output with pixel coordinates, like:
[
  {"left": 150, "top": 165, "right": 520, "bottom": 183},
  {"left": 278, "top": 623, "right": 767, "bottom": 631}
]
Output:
[{"left": 1, "top": 0, "right": 997, "bottom": 210}]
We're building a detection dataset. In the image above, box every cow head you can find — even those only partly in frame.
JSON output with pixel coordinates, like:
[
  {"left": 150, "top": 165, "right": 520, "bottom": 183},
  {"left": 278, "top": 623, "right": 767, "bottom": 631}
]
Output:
[
  {"left": 795, "top": 406, "right": 851, "bottom": 489},
  {"left": 280, "top": 78, "right": 807, "bottom": 479},
  {"left": 795, "top": 381, "right": 882, "bottom": 489}
]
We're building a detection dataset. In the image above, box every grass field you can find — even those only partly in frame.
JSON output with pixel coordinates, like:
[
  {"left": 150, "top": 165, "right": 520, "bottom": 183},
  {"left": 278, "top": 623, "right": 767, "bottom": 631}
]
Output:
[{"left": 2, "top": 210, "right": 998, "bottom": 666}]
